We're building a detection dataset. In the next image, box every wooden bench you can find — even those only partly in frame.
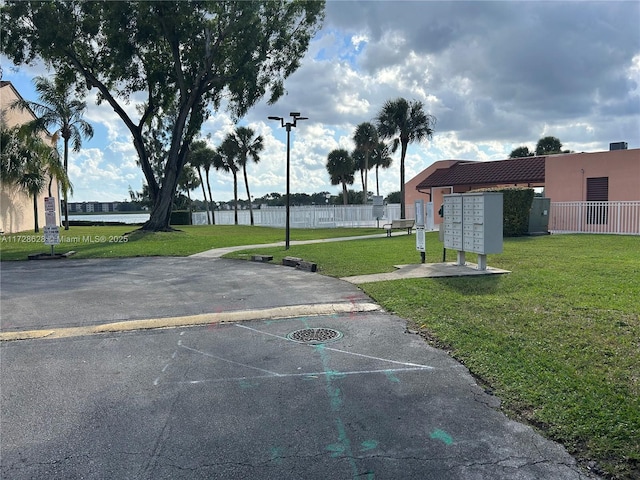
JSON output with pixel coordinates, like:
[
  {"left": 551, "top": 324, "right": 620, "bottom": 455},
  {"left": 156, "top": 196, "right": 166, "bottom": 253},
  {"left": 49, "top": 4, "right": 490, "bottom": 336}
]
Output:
[{"left": 382, "top": 219, "right": 415, "bottom": 237}]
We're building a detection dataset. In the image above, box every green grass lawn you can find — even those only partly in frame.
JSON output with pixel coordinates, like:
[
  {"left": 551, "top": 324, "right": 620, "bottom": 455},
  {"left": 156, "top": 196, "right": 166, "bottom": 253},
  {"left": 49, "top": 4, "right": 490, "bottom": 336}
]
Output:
[
  {"left": 2, "top": 226, "right": 638, "bottom": 478},
  {"left": 0, "top": 225, "right": 381, "bottom": 261}
]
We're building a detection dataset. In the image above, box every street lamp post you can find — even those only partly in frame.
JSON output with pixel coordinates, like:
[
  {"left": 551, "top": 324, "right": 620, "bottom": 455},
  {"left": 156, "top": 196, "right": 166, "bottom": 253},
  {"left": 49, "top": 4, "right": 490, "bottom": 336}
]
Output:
[{"left": 268, "top": 112, "right": 308, "bottom": 249}]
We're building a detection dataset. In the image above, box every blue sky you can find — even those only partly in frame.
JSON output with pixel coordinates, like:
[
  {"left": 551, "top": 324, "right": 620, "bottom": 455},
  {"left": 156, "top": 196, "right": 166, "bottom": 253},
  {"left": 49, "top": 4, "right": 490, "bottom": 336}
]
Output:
[{"left": 2, "top": 1, "right": 639, "bottom": 203}]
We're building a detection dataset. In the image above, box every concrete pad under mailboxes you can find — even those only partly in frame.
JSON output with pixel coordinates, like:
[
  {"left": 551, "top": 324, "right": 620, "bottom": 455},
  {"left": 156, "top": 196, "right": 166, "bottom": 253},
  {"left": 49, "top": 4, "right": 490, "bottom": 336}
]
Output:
[{"left": 340, "top": 262, "right": 510, "bottom": 284}]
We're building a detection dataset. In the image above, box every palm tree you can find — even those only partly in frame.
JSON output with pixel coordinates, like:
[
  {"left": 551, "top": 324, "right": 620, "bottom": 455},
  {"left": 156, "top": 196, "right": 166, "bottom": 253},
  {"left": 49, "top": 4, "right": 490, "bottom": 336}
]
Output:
[
  {"left": 218, "top": 135, "right": 241, "bottom": 225},
  {"left": 376, "top": 98, "right": 436, "bottom": 218},
  {"left": 206, "top": 150, "right": 228, "bottom": 225},
  {"left": 352, "top": 122, "right": 378, "bottom": 204},
  {"left": 177, "top": 165, "right": 200, "bottom": 212},
  {"left": 326, "top": 149, "right": 355, "bottom": 206},
  {"left": 370, "top": 141, "right": 393, "bottom": 196},
  {"left": 188, "top": 140, "right": 213, "bottom": 224},
  {"left": 1, "top": 126, "right": 23, "bottom": 184},
  {"left": 230, "top": 126, "right": 264, "bottom": 226},
  {"left": 350, "top": 148, "right": 366, "bottom": 203},
  {"left": 12, "top": 75, "right": 93, "bottom": 230},
  {"left": 2, "top": 128, "right": 70, "bottom": 232}
]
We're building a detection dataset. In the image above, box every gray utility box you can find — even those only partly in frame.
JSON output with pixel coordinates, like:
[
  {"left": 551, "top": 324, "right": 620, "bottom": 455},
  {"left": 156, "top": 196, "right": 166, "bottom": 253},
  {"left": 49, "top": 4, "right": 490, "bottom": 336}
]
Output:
[
  {"left": 444, "top": 192, "right": 503, "bottom": 269},
  {"left": 528, "top": 197, "right": 550, "bottom": 235}
]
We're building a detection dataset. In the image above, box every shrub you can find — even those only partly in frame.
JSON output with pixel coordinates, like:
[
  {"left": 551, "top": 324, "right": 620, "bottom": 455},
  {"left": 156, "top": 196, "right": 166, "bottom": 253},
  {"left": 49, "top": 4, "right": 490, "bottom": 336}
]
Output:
[
  {"left": 472, "top": 187, "right": 534, "bottom": 237},
  {"left": 170, "top": 210, "right": 192, "bottom": 225}
]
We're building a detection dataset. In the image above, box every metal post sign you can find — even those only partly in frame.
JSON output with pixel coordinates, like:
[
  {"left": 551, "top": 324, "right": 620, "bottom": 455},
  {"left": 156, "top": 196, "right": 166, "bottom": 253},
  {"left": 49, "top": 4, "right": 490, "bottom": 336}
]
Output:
[
  {"left": 372, "top": 195, "right": 384, "bottom": 218},
  {"left": 415, "top": 199, "right": 425, "bottom": 253},
  {"left": 44, "top": 197, "right": 60, "bottom": 246}
]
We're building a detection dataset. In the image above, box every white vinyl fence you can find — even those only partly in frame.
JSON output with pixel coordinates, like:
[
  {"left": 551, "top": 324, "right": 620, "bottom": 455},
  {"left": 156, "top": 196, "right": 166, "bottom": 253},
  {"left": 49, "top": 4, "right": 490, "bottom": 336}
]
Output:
[
  {"left": 193, "top": 201, "right": 639, "bottom": 235},
  {"left": 549, "top": 201, "right": 640, "bottom": 235},
  {"left": 192, "top": 203, "right": 435, "bottom": 229}
]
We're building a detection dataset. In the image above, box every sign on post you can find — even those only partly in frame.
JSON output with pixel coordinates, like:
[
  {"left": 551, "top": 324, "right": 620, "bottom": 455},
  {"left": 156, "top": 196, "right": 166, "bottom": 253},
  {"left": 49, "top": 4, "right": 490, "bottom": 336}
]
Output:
[
  {"left": 415, "top": 200, "right": 426, "bottom": 261},
  {"left": 414, "top": 199, "right": 425, "bottom": 227},
  {"left": 372, "top": 195, "right": 384, "bottom": 227},
  {"left": 43, "top": 197, "right": 60, "bottom": 247},
  {"left": 44, "top": 225, "right": 60, "bottom": 246},
  {"left": 372, "top": 195, "right": 384, "bottom": 217}
]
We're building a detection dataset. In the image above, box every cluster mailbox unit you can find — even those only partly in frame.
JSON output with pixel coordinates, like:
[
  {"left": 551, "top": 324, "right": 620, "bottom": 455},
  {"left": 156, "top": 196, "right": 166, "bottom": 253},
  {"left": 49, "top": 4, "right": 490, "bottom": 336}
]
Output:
[{"left": 443, "top": 192, "right": 503, "bottom": 270}]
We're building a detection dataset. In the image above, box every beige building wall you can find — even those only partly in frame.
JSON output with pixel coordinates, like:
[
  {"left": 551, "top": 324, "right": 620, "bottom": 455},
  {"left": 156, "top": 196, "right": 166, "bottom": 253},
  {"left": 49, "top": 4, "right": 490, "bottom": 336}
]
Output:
[
  {"left": 1, "top": 81, "right": 60, "bottom": 234},
  {"left": 544, "top": 149, "right": 640, "bottom": 202}
]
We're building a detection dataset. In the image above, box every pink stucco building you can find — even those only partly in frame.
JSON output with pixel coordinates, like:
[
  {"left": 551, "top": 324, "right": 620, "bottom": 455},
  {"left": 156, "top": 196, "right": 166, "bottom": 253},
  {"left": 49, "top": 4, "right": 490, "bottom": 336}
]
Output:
[
  {"left": 406, "top": 147, "right": 640, "bottom": 233},
  {"left": 544, "top": 148, "right": 639, "bottom": 202}
]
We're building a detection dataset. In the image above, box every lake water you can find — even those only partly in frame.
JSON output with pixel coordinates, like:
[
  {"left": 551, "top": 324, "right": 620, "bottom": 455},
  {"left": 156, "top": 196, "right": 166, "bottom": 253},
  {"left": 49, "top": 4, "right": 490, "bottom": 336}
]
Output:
[{"left": 69, "top": 213, "right": 150, "bottom": 224}]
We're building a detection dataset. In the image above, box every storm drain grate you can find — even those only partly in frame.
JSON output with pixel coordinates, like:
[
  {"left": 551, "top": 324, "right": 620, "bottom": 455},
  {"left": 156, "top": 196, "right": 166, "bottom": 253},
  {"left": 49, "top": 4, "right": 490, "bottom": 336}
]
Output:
[{"left": 287, "top": 328, "right": 343, "bottom": 344}]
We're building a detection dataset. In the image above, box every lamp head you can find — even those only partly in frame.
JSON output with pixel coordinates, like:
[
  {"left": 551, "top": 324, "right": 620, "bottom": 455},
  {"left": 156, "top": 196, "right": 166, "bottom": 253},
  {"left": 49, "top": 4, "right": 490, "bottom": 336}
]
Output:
[
  {"left": 289, "top": 112, "right": 301, "bottom": 117},
  {"left": 268, "top": 116, "right": 283, "bottom": 121}
]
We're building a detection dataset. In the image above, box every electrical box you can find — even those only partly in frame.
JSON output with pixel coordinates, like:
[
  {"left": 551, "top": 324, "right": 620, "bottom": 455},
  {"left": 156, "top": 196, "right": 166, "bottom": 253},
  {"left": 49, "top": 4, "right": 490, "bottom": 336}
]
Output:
[{"left": 528, "top": 197, "right": 550, "bottom": 235}]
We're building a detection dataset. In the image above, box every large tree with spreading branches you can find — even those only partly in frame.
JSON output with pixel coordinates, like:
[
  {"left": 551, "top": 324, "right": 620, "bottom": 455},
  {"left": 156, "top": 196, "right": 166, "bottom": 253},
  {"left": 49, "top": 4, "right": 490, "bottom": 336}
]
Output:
[{"left": 1, "top": 1, "right": 324, "bottom": 231}]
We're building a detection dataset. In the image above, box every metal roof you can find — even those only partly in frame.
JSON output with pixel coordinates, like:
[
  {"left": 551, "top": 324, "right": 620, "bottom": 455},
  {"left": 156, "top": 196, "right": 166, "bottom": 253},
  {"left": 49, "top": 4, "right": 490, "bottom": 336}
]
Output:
[{"left": 416, "top": 156, "right": 546, "bottom": 189}]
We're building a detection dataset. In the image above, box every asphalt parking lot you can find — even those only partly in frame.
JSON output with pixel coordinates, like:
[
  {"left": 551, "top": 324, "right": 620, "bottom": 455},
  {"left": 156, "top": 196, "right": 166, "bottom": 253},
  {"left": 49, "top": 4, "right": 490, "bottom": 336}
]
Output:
[{"left": 0, "top": 257, "right": 596, "bottom": 479}]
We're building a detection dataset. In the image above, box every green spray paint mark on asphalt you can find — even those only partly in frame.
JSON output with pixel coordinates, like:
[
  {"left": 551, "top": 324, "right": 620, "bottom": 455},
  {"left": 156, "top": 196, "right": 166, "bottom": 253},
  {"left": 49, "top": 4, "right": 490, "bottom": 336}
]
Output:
[
  {"left": 314, "top": 343, "right": 365, "bottom": 479},
  {"left": 238, "top": 379, "right": 258, "bottom": 389},
  {"left": 360, "top": 439, "right": 379, "bottom": 451},
  {"left": 270, "top": 446, "right": 285, "bottom": 465},
  {"left": 384, "top": 370, "right": 400, "bottom": 383},
  {"left": 430, "top": 429, "right": 454, "bottom": 445}
]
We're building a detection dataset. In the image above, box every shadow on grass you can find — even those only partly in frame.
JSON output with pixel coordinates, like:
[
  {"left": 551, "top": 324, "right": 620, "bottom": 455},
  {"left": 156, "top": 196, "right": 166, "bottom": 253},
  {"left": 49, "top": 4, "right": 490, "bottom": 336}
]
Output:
[{"left": 434, "top": 274, "right": 502, "bottom": 295}]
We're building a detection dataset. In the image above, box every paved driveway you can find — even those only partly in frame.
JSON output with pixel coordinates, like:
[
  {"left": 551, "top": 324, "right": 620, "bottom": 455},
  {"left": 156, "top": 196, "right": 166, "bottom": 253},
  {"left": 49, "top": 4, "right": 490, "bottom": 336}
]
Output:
[{"left": 0, "top": 257, "right": 595, "bottom": 479}]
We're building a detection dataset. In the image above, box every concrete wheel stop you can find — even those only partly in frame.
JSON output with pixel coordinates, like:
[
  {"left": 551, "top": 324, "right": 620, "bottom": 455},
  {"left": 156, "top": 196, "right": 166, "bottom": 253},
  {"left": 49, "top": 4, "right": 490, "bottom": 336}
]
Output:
[{"left": 282, "top": 256, "right": 317, "bottom": 272}]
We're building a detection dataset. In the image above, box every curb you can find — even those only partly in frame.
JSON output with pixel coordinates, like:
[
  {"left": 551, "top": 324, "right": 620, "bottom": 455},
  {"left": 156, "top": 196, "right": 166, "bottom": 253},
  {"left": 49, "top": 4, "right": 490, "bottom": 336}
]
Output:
[{"left": 0, "top": 302, "right": 382, "bottom": 342}]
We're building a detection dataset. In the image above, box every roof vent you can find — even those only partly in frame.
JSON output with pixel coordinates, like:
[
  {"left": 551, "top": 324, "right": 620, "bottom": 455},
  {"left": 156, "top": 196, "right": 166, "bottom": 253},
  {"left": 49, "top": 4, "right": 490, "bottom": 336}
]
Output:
[{"left": 609, "top": 142, "right": 628, "bottom": 151}]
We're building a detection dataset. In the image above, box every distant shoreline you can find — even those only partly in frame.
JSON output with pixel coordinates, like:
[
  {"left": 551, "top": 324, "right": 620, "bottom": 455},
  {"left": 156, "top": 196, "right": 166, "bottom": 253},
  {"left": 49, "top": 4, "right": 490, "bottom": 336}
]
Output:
[{"left": 69, "top": 213, "right": 151, "bottom": 225}]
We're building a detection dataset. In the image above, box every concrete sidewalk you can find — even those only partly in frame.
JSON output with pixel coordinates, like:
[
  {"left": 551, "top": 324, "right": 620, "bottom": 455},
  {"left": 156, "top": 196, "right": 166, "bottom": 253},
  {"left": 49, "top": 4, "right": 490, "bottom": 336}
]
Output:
[
  {"left": 189, "top": 231, "right": 410, "bottom": 258},
  {"left": 190, "top": 232, "right": 510, "bottom": 283},
  {"left": 342, "top": 262, "right": 510, "bottom": 284}
]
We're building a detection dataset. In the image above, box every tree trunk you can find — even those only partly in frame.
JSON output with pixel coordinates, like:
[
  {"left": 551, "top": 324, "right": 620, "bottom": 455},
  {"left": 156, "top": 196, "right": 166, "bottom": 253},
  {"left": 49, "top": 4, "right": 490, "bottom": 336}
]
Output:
[
  {"left": 233, "top": 171, "right": 239, "bottom": 225},
  {"left": 143, "top": 148, "right": 187, "bottom": 231},
  {"left": 33, "top": 194, "right": 39, "bottom": 233},
  {"left": 400, "top": 141, "right": 408, "bottom": 219},
  {"left": 363, "top": 151, "right": 369, "bottom": 204},
  {"left": 144, "top": 187, "right": 176, "bottom": 231},
  {"left": 375, "top": 165, "right": 380, "bottom": 196},
  {"left": 63, "top": 137, "right": 70, "bottom": 230},
  {"left": 141, "top": 93, "right": 199, "bottom": 231},
  {"left": 205, "top": 170, "right": 215, "bottom": 225},
  {"left": 196, "top": 167, "right": 210, "bottom": 224},
  {"left": 342, "top": 182, "right": 348, "bottom": 206},
  {"left": 243, "top": 165, "right": 254, "bottom": 226}
]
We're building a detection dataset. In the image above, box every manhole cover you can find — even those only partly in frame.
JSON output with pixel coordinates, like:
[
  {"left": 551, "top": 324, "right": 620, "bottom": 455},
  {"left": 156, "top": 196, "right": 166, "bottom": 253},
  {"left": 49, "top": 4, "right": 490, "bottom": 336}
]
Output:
[{"left": 287, "top": 328, "right": 343, "bottom": 344}]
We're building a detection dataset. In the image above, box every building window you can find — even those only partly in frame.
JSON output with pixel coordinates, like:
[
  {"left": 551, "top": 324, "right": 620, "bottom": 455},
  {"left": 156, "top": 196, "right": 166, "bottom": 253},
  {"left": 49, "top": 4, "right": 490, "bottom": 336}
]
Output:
[{"left": 586, "top": 177, "right": 608, "bottom": 224}]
